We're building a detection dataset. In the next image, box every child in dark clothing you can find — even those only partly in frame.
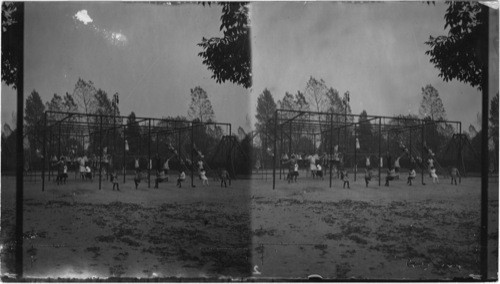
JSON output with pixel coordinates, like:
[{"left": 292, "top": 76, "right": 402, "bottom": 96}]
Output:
[
  {"left": 111, "top": 171, "right": 120, "bottom": 191},
  {"left": 341, "top": 169, "right": 350, "bottom": 189},
  {"left": 134, "top": 171, "right": 141, "bottom": 190}
]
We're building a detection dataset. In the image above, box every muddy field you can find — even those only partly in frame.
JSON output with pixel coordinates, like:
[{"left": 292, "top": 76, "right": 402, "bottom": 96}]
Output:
[{"left": 0, "top": 172, "right": 498, "bottom": 280}]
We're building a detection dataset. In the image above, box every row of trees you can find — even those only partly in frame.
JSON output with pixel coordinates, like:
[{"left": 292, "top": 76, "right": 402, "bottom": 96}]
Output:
[
  {"left": 253, "top": 76, "right": 498, "bottom": 172},
  {"left": 23, "top": 79, "right": 121, "bottom": 152},
  {"left": 3, "top": 78, "right": 226, "bottom": 172},
  {"left": 255, "top": 76, "right": 352, "bottom": 136}
]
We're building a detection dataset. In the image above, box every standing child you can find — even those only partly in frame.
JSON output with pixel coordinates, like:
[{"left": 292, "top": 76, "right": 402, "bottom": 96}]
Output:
[
  {"left": 364, "top": 168, "right": 372, "bottom": 187},
  {"left": 341, "top": 169, "right": 350, "bottom": 189},
  {"left": 63, "top": 163, "right": 68, "bottom": 183},
  {"left": 316, "top": 164, "right": 324, "bottom": 180},
  {"left": 200, "top": 170, "right": 209, "bottom": 186},
  {"left": 134, "top": 171, "right": 141, "bottom": 190},
  {"left": 111, "top": 171, "right": 120, "bottom": 191},
  {"left": 85, "top": 166, "right": 92, "bottom": 180},
  {"left": 427, "top": 158, "right": 434, "bottom": 177},
  {"left": 177, "top": 171, "right": 186, "bottom": 188},
  {"left": 450, "top": 167, "right": 460, "bottom": 185},
  {"left": 407, "top": 168, "right": 416, "bottom": 186},
  {"left": 308, "top": 154, "right": 317, "bottom": 178},
  {"left": 220, "top": 169, "right": 231, "bottom": 188},
  {"left": 430, "top": 167, "right": 439, "bottom": 184},
  {"left": 293, "top": 162, "right": 299, "bottom": 182},
  {"left": 56, "top": 159, "right": 64, "bottom": 185},
  {"left": 255, "top": 158, "right": 261, "bottom": 173},
  {"left": 79, "top": 156, "right": 86, "bottom": 180}
]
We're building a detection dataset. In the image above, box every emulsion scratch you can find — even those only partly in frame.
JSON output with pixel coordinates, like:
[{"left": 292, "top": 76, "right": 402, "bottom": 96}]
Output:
[{"left": 73, "top": 9, "right": 128, "bottom": 47}]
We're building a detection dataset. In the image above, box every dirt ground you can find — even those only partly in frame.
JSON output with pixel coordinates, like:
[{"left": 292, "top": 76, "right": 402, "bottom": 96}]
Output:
[
  {"left": 0, "top": 171, "right": 498, "bottom": 280},
  {"left": 1, "top": 174, "right": 252, "bottom": 279},
  {"left": 250, "top": 172, "right": 498, "bottom": 280}
]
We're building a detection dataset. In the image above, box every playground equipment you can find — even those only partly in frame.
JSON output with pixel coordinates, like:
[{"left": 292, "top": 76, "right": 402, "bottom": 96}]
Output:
[
  {"left": 39, "top": 111, "right": 233, "bottom": 191},
  {"left": 270, "top": 109, "right": 464, "bottom": 189}
]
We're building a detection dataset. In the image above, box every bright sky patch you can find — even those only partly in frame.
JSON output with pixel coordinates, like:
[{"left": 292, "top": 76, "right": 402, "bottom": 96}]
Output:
[
  {"left": 74, "top": 9, "right": 127, "bottom": 47},
  {"left": 74, "top": 10, "right": 93, "bottom": 25},
  {"left": 108, "top": 32, "right": 128, "bottom": 46}
]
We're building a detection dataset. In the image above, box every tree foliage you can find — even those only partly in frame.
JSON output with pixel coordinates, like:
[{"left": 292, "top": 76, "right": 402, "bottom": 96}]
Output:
[
  {"left": 278, "top": 91, "right": 309, "bottom": 112},
  {"left": 73, "top": 78, "right": 97, "bottom": 115},
  {"left": 125, "top": 112, "right": 141, "bottom": 156},
  {"left": 1, "top": 2, "right": 23, "bottom": 89},
  {"left": 303, "top": 76, "right": 352, "bottom": 117},
  {"left": 305, "top": 77, "right": 328, "bottom": 113},
  {"left": 425, "top": 2, "right": 489, "bottom": 90},
  {"left": 45, "top": 93, "right": 64, "bottom": 112},
  {"left": 198, "top": 2, "right": 251, "bottom": 88},
  {"left": 63, "top": 92, "right": 78, "bottom": 113},
  {"left": 357, "top": 110, "right": 374, "bottom": 154},
  {"left": 45, "top": 93, "right": 78, "bottom": 113},
  {"left": 418, "top": 84, "right": 447, "bottom": 121},
  {"left": 255, "top": 88, "right": 276, "bottom": 135},
  {"left": 188, "top": 86, "right": 215, "bottom": 122},
  {"left": 95, "top": 89, "right": 114, "bottom": 116},
  {"left": 24, "top": 90, "right": 45, "bottom": 149}
]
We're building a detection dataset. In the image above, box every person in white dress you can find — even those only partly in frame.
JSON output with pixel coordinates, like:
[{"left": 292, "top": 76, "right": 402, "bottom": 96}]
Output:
[{"left": 308, "top": 154, "right": 317, "bottom": 178}]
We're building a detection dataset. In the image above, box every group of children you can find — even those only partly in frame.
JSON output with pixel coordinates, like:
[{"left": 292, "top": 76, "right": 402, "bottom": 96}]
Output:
[
  {"left": 131, "top": 156, "right": 231, "bottom": 190},
  {"left": 52, "top": 156, "right": 69, "bottom": 185},
  {"left": 281, "top": 148, "right": 461, "bottom": 189},
  {"left": 282, "top": 153, "right": 351, "bottom": 188}
]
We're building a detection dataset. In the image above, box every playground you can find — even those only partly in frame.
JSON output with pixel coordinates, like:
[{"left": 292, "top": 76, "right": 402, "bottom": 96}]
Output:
[
  {"left": 1, "top": 109, "right": 496, "bottom": 280},
  {"left": 0, "top": 169, "right": 497, "bottom": 280},
  {"left": 1, "top": 175, "right": 252, "bottom": 279},
  {"left": 251, "top": 174, "right": 497, "bottom": 280}
]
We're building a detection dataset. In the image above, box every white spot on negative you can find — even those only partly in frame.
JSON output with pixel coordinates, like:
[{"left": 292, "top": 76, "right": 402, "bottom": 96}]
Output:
[{"left": 74, "top": 10, "right": 93, "bottom": 25}]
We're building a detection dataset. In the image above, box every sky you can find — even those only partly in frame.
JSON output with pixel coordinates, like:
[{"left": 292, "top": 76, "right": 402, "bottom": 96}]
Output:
[
  {"left": 2, "top": 2, "right": 251, "bottom": 131},
  {"left": 251, "top": 2, "right": 497, "bottom": 130},
  {"left": 1, "top": 2, "right": 498, "bottom": 134}
]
